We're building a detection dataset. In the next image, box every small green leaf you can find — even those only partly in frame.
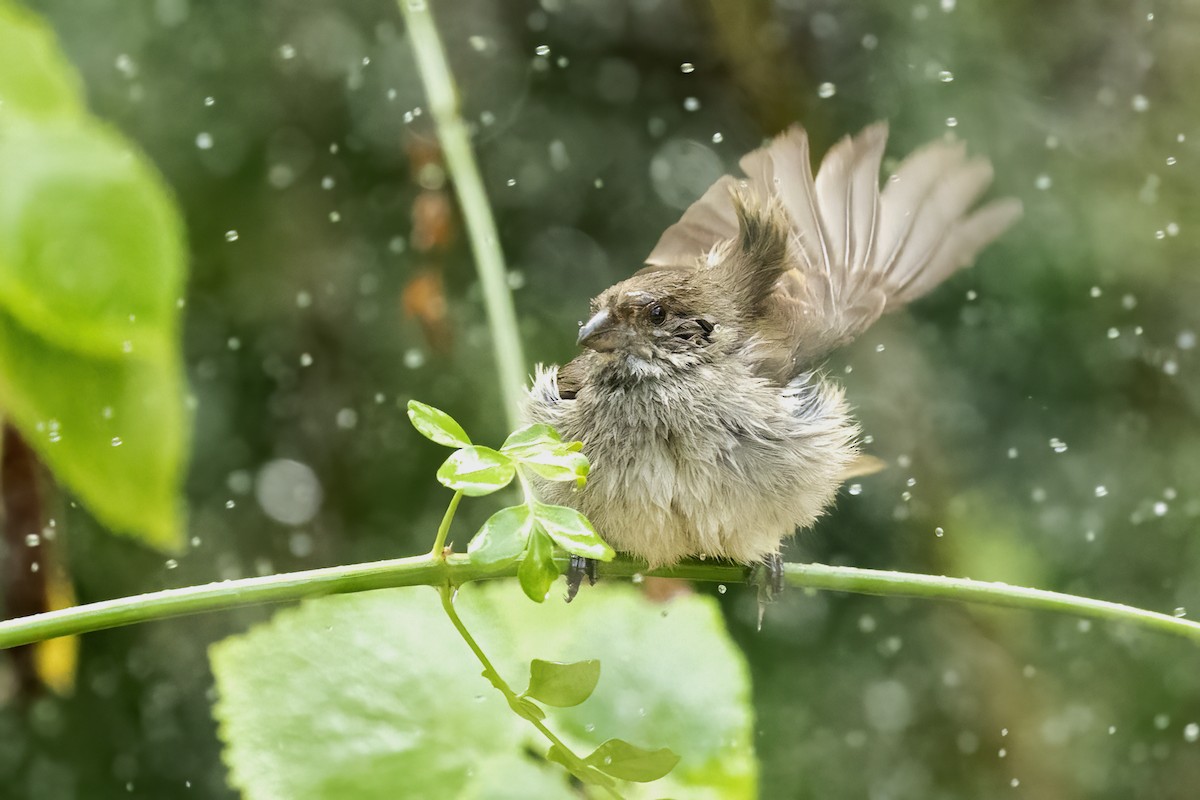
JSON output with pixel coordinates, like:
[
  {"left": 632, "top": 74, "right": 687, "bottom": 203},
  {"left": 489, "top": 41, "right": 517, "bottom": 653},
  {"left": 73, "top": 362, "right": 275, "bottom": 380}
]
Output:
[
  {"left": 406, "top": 400, "right": 471, "bottom": 448},
  {"left": 518, "top": 529, "right": 560, "bottom": 603},
  {"left": 519, "top": 449, "right": 591, "bottom": 485},
  {"left": 584, "top": 739, "right": 681, "bottom": 783},
  {"left": 547, "top": 746, "right": 616, "bottom": 789},
  {"left": 533, "top": 502, "right": 615, "bottom": 561},
  {"left": 507, "top": 695, "right": 546, "bottom": 722},
  {"left": 500, "top": 423, "right": 562, "bottom": 453},
  {"left": 524, "top": 659, "right": 601, "bottom": 708},
  {"left": 468, "top": 505, "right": 533, "bottom": 566},
  {"left": 437, "top": 446, "right": 514, "bottom": 496}
]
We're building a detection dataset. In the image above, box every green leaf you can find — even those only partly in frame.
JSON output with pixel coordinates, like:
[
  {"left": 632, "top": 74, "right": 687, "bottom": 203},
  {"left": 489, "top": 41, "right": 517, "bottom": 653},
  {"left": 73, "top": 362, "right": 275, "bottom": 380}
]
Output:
[
  {"left": 0, "top": 17, "right": 189, "bottom": 549},
  {"left": 212, "top": 585, "right": 757, "bottom": 799},
  {"left": 546, "top": 746, "right": 616, "bottom": 789},
  {"left": 0, "top": 2, "right": 83, "bottom": 121},
  {"left": 507, "top": 695, "right": 545, "bottom": 722},
  {"left": 518, "top": 528, "right": 560, "bottom": 603},
  {"left": 437, "top": 446, "right": 514, "bottom": 496},
  {"left": 524, "top": 659, "right": 600, "bottom": 707},
  {"left": 585, "top": 739, "right": 681, "bottom": 783},
  {"left": 500, "top": 423, "right": 562, "bottom": 453},
  {"left": 533, "top": 502, "right": 615, "bottom": 561},
  {"left": 468, "top": 505, "right": 533, "bottom": 566},
  {"left": 519, "top": 448, "right": 591, "bottom": 485},
  {"left": 406, "top": 399, "right": 472, "bottom": 448}
]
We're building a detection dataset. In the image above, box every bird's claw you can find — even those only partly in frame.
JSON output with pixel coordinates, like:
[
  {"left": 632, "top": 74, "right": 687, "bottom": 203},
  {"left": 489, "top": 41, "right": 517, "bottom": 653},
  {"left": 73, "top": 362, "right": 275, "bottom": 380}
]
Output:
[
  {"left": 749, "top": 554, "right": 785, "bottom": 628},
  {"left": 566, "top": 555, "right": 598, "bottom": 602}
]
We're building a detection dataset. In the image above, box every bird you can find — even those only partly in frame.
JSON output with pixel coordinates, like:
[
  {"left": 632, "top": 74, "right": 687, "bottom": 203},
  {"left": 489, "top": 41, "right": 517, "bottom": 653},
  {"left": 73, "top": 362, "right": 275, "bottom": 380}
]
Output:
[{"left": 525, "top": 122, "right": 1022, "bottom": 601}]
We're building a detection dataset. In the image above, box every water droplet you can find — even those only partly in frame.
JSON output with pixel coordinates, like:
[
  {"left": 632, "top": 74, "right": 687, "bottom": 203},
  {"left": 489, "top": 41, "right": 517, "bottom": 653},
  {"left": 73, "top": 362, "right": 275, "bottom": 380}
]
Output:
[
  {"left": 256, "top": 458, "right": 323, "bottom": 526},
  {"left": 717, "top": 584, "right": 727, "bottom": 594},
  {"left": 1167, "top": 222, "right": 1180, "bottom": 236},
  {"left": 1122, "top": 293, "right": 1138, "bottom": 310},
  {"left": 1007, "top": 447, "right": 1019, "bottom": 459},
  {"left": 203, "top": 96, "right": 215, "bottom": 107},
  {"left": 817, "top": 82, "right": 837, "bottom": 99},
  {"left": 506, "top": 178, "right": 517, "bottom": 187},
  {"left": 534, "top": 44, "right": 550, "bottom": 56},
  {"left": 945, "top": 117, "right": 958, "bottom": 127},
  {"left": 683, "top": 96, "right": 701, "bottom": 112},
  {"left": 336, "top": 408, "right": 358, "bottom": 429},
  {"left": 938, "top": 70, "right": 954, "bottom": 83},
  {"left": 998, "top": 748, "right": 1008, "bottom": 758},
  {"left": 111, "top": 437, "right": 123, "bottom": 447},
  {"left": 404, "top": 348, "right": 426, "bottom": 369},
  {"left": 848, "top": 483, "right": 863, "bottom": 496},
  {"left": 1090, "top": 286, "right": 1103, "bottom": 298},
  {"left": 712, "top": 132, "right": 724, "bottom": 144},
  {"left": 1184, "top": 722, "right": 1199, "bottom": 743},
  {"left": 1049, "top": 437, "right": 1068, "bottom": 454},
  {"left": 227, "top": 337, "right": 241, "bottom": 351},
  {"left": 279, "top": 43, "right": 296, "bottom": 60},
  {"left": 1166, "top": 156, "right": 1178, "bottom": 166},
  {"left": 680, "top": 62, "right": 695, "bottom": 74},
  {"left": 935, "top": 527, "right": 945, "bottom": 537},
  {"left": 1155, "top": 713, "right": 1171, "bottom": 729},
  {"left": 875, "top": 343, "right": 886, "bottom": 352},
  {"left": 469, "top": 35, "right": 488, "bottom": 52},
  {"left": 1164, "top": 359, "right": 1179, "bottom": 376},
  {"left": 1095, "top": 485, "right": 1109, "bottom": 497},
  {"left": 225, "top": 499, "right": 235, "bottom": 509},
  {"left": 1132, "top": 94, "right": 1150, "bottom": 112},
  {"left": 1154, "top": 501, "right": 1168, "bottom": 516},
  {"left": 195, "top": 132, "right": 213, "bottom": 150},
  {"left": 1035, "top": 174, "right": 1052, "bottom": 190},
  {"left": 224, "top": 230, "right": 239, "bottom": 242},
  {"left": 1174, "top": 607, "right": 1187, "bottom": 618},
  {"left": 1178, "top": 330, "right": 1196, "bottom": 350},
  {"left": 296, "top": 291, "right": 312, "bottom": 308},
  {"left": 299, "top": 353, "right": 313, "bottom": 367},
  {"left": 165, "top": 558, "right": 179, "bottom": 570},
  {"left": 1010, "top": 778, "right": 1020, "bottom": 788},
  {"left": 329, "top": 211, "right": 341, "bottom": 223},
  {"left": 25, "top": 533, "right": 40, "bottom": 547},
  {"left": 1107, "top": 327, "right": 1119, "bottom": 339}
]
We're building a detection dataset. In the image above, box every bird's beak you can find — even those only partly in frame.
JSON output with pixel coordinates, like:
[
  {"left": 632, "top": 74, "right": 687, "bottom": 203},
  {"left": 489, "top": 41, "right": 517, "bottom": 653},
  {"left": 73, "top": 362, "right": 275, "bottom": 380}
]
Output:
[{"left": 577, "top": 308, "right": 623, "bottom": 352}]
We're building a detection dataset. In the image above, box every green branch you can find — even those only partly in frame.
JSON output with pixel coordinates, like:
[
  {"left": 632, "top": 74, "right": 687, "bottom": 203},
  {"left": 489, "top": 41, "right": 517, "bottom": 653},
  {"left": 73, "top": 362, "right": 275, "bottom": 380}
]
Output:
[
  {"left": 399, "top": 0, "right": 526, "bottom": 428},
  {"left": 1, "top": 556, "right": 1196, "bottom": 651}
]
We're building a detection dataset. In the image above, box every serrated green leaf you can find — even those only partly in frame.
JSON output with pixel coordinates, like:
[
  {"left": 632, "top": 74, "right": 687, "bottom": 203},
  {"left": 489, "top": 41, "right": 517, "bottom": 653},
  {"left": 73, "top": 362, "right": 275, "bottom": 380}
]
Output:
[
  {"left": 533, "top": 502, "right": 615, "bottom": 561},
  {"left": 518, "top": 528, "right": 559, "bottom": 603},
  {"left": 406, "top": 400, "right": 471, "bottom": 448},
  {"left": 500, "top": 423, "right": 562, "bottom": 453},
  {"left": 585, "top": 739, "right": 681, "bottom": 783},
  {"left": 468, "top": 505, "right": 533, "bottom": 566},
  {"left": 507, "top": 695, "right": 545, "bottom": 722},
  {"left": 0, "top": 2, "right": 83, "bottom": 121},
  {"left": 524, "top": 659, "right": 600, "bottom": 708},
  {"left": 437, "top": 446, "right": 514, "bottom": 496}
]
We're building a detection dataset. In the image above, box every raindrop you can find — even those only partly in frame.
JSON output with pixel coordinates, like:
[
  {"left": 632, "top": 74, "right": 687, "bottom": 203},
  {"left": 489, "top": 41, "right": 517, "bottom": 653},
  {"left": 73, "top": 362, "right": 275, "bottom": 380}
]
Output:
[
  {"left": 1173, "top": 607, "right": 1187, "bottom": 618},
  {"left": 941, "top": 0, "right": 956, "bottom": 10},
  {"left": 1164, "top": 359, "right": 1179, "bottom": 376},
  {"left": 1132, "top": 94, "right": 1150, "bottom": 112},
  {"left": 111, "top": 437, "right": 123, "bottom": 447},
  {"left": 25, "top": 534, "right": 39, "bottom": 547},
  {"left": 165, "top": 559, "right": 179, "bottom": 570},
  {"left": 862, "top": 33, "right": 879, "bottom": 50},
  {"left": 506, "top": 178, "right": 517, "bottom": 187},
  {"left": 1122, "top": 293, "right": 1138, "bottom": 310},
  {"left": 938, "top": 70, "right": 954, "bottom": 83},
  {"left": 712, "top": 132, "right": 724, "bottom": 143},
  {"left": 1166, "top": 156, "right": 1177, "bottom": 166},
  {"left": 1166, "top": 222, "right": 1180, "bottom": 236},
  {"left": 1153, "top": 501, "right": 1168, "bottom": 516},
  {"left": 204, "top": 96, "right": 215, "bottom": 107},
  {"left": 336, "top": 408, "right": 358, "bottom": 429},
  {"left": 1107, "top": 327, "right": 1119, "bottom": 339},
  {"left": 225, "top": 500, "right": 235, "bottom": 509},
  {"left": 468, "top": 35, "right": 488, "bottom": 52},
  {"left": 1010, "top": 779, "right": 1020, "bottom": 788},
  {"left": 328, "top": 211, "right": 341, "bottom": 223},
  {"left": 1049, "top": 437, "right": 1068, "bottom": 454},
  {"left": 945, "top": 117, "right": 958, "bottom": 127},
  {"left": 279, "top": 44, "right": 296, "bottom": 60},
  {"left": 1184, "top": 723, "right": 1199, "bottom": 743},
  {"left": 1177, "top": 330, "right": 1196, "bottom": 350},
  {"left": 534, "top": 44, "right": 550, "bottom": 56},
  {"left": 227, "top": 337, "right": 241, "bottom": 350},
  {"left": 403, "top": 348, "right": 426, "bottom": 369},
  {"left": 717, "top": 584, "right": 727, "bottom": 594},
  {"left": 998, "top": 748, "right": 1008, "bottom": 758},
  {"left": 296, "top": 290, "right": 312, "bottom": 308},
  {"left": 683, "top": 97, "right": 701, "bottom": 112},
  {"left": 195, "top": 132, "right": 213, "bottom": 150},
  {"left": 875, "top": 343, "right": 886, "bottom": 352},
  {"left": 935, "top": 527, "right": 945, "bottom": 537},
  {"left": 224, "top": 230, "right": 239, "bottom": 242},
  {"left": 1155, "top": 714, "right": 1171, "bottom": 730},
  {"left": 255, "top": 459, "right": 323, "bottom": 526},
  {"left": 1035, "top": 174, "right": 1052, "bottom": 190},
  {"left": 817, "top": 82, "right": 837, "bottom": 99},
  {"left": 848, "top": 483, "right": 863, "bottom": 496},
  {"left": 299, "top": 353, "right": 313, "bottom": 367},
  {"left": 1095, "top": 485, "right": 1109, "bottom": 497},
  {"left": 321, "top": 176, "right": 335, "bottom": 190},
  {"left": 1090, "top": 286, "right": 1102, "bottom": 298},
  {"left": 680, "top": 62, "right": 695, "bottom": 74},
  {"left": 1007, "top": 447, "right": 1019, "bottom": 459}
]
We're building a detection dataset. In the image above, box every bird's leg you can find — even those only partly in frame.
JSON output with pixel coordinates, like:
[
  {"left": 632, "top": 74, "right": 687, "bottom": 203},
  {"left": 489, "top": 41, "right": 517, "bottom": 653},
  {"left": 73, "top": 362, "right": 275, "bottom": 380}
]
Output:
[
  {"left": 749, "top": 553, "right": 785, "bottom": 628},
  {"left": 565, "top": 555, "right": 598, "bottom": 603}
]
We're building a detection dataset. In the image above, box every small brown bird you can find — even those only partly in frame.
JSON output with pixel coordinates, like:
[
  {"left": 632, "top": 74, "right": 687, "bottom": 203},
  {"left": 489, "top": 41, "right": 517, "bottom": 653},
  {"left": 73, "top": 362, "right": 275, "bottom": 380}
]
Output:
[{"left": 527, "top": 123, "right": 1021, "bottom": 599}]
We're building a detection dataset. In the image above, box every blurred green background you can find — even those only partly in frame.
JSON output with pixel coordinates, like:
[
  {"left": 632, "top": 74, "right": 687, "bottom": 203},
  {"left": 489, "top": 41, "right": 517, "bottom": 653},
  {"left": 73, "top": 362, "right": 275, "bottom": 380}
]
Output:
[{"left": 3, "top": 0, "right": 1200, "bottom": 797}]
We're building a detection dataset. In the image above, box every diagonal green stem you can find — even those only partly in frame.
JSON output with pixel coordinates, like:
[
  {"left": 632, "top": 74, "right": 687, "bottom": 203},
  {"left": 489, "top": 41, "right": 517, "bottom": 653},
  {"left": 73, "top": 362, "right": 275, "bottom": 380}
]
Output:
[
  {"left": 399, "top": 0, "right": 526, "bottom": 428},
  {"left": 0, "top": 556, "right": 1197, "bottom": 651},
  {"left": 438, "top": 585, "right": 622, "bottom": 798},
  {"left": 430, "top": 489, "right": 463, "bottom": 557}
]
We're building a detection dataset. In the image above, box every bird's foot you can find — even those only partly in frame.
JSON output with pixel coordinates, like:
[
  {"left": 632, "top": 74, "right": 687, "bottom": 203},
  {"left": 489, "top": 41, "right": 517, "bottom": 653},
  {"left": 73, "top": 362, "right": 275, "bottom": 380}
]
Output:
[
  {"left": 749, "top": 553, "right": 785, "bottom": 629},
  {"left": 565, "top": 555, "right": 598, "bottom": 603}
]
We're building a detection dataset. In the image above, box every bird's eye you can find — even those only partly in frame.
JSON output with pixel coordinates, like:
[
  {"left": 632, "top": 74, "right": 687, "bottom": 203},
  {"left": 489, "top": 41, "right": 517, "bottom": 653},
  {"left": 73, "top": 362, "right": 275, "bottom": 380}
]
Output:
[{"left": 648, "top": 304, "right": 666, "bottom": 325}]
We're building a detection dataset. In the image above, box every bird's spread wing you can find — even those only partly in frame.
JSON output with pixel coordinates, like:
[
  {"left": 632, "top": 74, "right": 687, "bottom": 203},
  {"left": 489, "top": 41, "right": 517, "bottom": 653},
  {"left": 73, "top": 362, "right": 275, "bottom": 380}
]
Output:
[{"left": 644, "top": 123, "right": 1022, "bottom": 371}]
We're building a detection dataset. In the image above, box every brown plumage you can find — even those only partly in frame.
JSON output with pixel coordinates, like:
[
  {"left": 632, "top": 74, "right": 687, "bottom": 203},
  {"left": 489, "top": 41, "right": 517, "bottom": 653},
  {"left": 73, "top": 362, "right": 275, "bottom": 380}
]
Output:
[{"left": 527, "top": 123, "right": 1021, "bottom": 594}]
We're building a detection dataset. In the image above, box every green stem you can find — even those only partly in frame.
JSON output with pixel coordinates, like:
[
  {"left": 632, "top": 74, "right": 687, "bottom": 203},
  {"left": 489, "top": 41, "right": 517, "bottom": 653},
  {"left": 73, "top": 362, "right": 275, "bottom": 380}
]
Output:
[
  {"left": 1, "top": 557, "right": 1197, "bottom": 651},
  {"left": 437, "top": 586, "right": 621, "bottom": 798},
  {"left": 399, "top": 0, "right": 526, "bottom": 429},
  {"left": 430, "top": 489, "right": 463, "bottom": 558}
]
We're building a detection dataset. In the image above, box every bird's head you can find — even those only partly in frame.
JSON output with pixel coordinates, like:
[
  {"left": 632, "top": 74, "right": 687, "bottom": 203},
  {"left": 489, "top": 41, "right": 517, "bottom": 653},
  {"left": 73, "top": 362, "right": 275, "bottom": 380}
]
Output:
[{"left": 577, "top": 190, "right": 793, "bottom": 377}]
